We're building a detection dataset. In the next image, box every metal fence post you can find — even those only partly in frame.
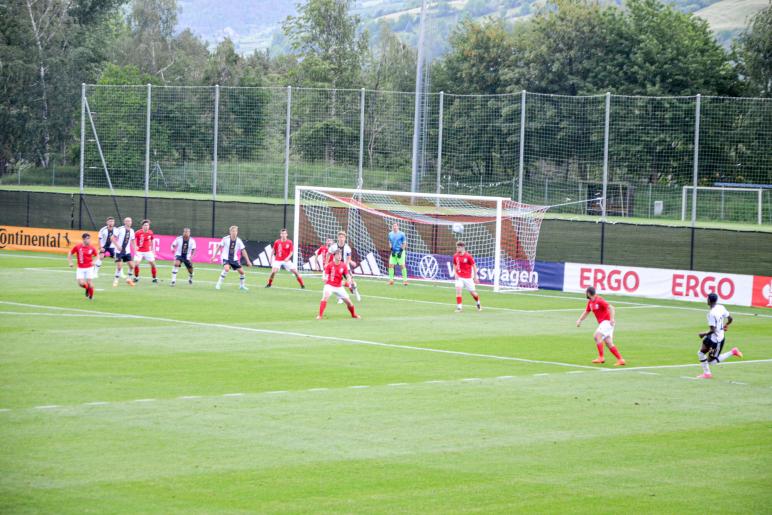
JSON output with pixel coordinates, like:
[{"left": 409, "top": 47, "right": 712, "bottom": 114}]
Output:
[
  {"left": 436, "top": 91, "right": 444, "bottom": 198},
  {"left": 517, "top": 90, "right": 526, "bottom": 204},
  {"left": 212, "top": 84, "right": 220, "bottom": 237},
  {"left": 358, "top": 87, "right": 365, "bottom": 188},
  {"left": 600, "top": 92, "right": 611, "bottom": 264},
  {"left": 144, "top": 83, "right": 151, "bottom": 219},
  {"left": 79, "top": 83, "right": 86, "bottom": 195},
  {"left": 689, "top": 94, "right": 701, "bottom": 269},
  {"left": 284, "top": 86, "right": 292, "bottom": 204}
]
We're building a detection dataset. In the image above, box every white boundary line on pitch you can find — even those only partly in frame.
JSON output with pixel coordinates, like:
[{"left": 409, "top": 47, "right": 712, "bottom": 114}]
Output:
[
  {"left": 5, "top": 253, "right": 771, "bottom": 317},
  {"left": 0, "top": 300, "right": 599, "bottom": 370}
]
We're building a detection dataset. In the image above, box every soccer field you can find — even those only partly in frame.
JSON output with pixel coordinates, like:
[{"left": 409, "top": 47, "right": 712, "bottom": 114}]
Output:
[{"left": 1, "top": 251, "right": 770, "bottom": 513}]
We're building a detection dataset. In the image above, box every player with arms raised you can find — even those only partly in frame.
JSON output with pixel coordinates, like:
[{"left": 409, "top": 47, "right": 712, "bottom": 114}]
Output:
[
  {"left": 576, "top": 286, "right": 626, "bottom": 366},
  {"left": 94, "top": 216, "right": 116, "bottom": 278},
  {"left": 111, "top": 217, "right": 136, "bottom": 287},
  {"left": 133, "top": 219, "right": 158, "bottom": 284},
  {"left": 388, "top": 222, "right": 408, "bottom": 286},
  {"left": 697, "top": 292, "right": 743, "bottom": 379},
  {"left": 327, "top": 231, "right": 361, "bottom": 301},
  {"left": 212, "top": 225, "right": 252, "bottom": 291},
  {"left": 317, "top": 249, "right": 360, "bottom": 320},
  {"left": 266, "top": 228, "right": 305, "bottom": 289},
  {"left": 170, "top": 227, "right": 196, "bottom": 286},
  {"left": 67, "top": 233, "right": 97, "bottom": 299},
  {"left": 453, "top": 242, "right": 481, "bottom": 312}
]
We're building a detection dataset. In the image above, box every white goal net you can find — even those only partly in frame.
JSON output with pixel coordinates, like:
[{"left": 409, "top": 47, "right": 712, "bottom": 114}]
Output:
[{"left": 293, "top": 186, "right": 549, "bottom": 292}]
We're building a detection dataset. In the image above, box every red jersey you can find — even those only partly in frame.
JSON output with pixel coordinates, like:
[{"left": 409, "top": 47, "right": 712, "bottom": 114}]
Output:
[
  {"left": 70, "top": 243, "right": 97, "bottom": 269},
  {"left": 273, "top": 239, "right": 294, "bottom": 261},
  {"left": 453, "top": 252, "right": 476, "bottom": 279},
  {"left": 586, "top": 296, "right": 612, "bottom": 323},
  {"left": 135, "top": 230, "right": 154, "bottom": 252},
  {"left": 315, "top": 244, "right": 329, "bottom": 259},
  {"left": 324, "top": 261, "right": 349, "bottom": 287}
]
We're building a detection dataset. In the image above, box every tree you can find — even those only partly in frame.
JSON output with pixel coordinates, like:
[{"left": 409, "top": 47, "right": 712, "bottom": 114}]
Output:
[{"left": 733, "top": 5, "right": 772, "bottom": 97}]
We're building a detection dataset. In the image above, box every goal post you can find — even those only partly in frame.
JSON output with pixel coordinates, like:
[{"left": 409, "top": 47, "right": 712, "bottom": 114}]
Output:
[
  {"left": 293, "top": 186, "right": 550, "bottom": 292},
  {"left": 681, "top": 186, "right": 764, "bottom": 225}
]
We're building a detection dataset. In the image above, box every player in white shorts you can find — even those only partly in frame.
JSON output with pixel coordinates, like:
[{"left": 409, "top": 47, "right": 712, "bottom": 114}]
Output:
[
  {"left": 133, "top": 219, "right": 158, "bottom": 283},
  {"left": 452, "top": 242, "right": 481, "bottom": 311},
  {"left": 317, "top": 249, "right": 360, "bottom": 320},
  {"left": 266, "top": 228, "right": 305, "bottom": 289},
  {"left": 327, "top": 231, "right": 360, "bottom": 301}
]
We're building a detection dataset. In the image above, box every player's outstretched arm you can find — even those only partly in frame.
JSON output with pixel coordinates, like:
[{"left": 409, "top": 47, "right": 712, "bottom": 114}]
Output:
[
  {"left": 609, "top": 304, "right": 616, "bottom": 325},
  {"left": 242, "top": 249, "right": 252, "bottom": 266},
  {"left": 67, "top": 250, "right": 74, "bottom": 268},
  {"left": 472, "top": 265, "right": 479, "bottom": 284},
  {"left": 211, "top": 244, "right": 222, "bottom": 262},
  {"left": 725, "top": 315, "right": 733, "bottom": 330},
  {"left": 576, "top": 310, "right": 589, "bottom": 327}
]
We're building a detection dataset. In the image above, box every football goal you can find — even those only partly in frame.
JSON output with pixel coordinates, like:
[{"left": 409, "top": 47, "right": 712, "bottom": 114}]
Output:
[
  {"left": 293, "top": 186, "right": 551, "bottom": 292},
  {"left": 681, "top": 185, "right": 765, "bottom": 224}
]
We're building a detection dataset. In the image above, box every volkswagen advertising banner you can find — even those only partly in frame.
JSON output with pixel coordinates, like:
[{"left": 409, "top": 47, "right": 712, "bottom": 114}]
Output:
[{"left": 564, "top": 262, "right": 772, "bottom": 308}]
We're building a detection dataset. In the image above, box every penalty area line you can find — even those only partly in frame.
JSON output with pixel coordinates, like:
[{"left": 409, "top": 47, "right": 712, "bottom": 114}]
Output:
[{"left": 0, "top": 300, "right": 597, "bottom": 370}]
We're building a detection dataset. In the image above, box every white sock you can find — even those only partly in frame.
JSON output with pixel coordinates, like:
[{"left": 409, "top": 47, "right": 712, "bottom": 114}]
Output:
[
  {"left": 114, "top": 271, "right": 120, "bottom": 279},
  {"left": 239, "top": 275, "right": 245, "bottom": 285},
  {"left": 718, "top": 350, "right": 733, "bottom": 362},
  {"left": 698, "top": 352, "right": 711, "bottom": 374},
  {"left": 217, "top": 271, "right": 227, "bottom": 285},
  {"left": 95, "top": 259, "right": 102, "bottom": 269},
  {"left": 171, "top": 267, "right": 178, "bottom": 283}
]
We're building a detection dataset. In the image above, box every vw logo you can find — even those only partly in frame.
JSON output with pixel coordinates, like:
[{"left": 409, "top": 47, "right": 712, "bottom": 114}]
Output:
[
  {"left": 419, "top": 255, "right": 439, "bottom": 279},
  {"left": 763, "top": 280, "right": 772, "bottom": 307}
]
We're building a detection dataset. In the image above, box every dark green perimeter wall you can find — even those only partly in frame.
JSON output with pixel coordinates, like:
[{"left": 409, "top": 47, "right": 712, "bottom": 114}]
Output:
[{"left": 2, "top": 191, "right": 771, "bottom": 276}]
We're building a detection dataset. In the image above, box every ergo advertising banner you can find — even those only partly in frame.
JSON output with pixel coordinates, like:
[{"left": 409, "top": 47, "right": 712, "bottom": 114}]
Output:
[{"left": 564, "top": 262, "right": 772, "bottom": 308}]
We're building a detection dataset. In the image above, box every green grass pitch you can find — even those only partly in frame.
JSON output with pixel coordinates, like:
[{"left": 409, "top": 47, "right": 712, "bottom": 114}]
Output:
[{"left": 1, "top": 250, "right": 770, "bottom": 513}]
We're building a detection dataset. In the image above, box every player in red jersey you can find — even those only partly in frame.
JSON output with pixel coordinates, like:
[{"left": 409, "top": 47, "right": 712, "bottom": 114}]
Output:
[
  {"left": 576, "top": 286, "right": 626, "bottom": 366},
  {"left": 317, "top": 249, "right": 360, "bottom": 320},
  {"left": 67, "top": 233, "right": 98, "bottom": 299},
  {"left": 266, "top": 228, "right": 305, "bottom": 289},
  {"left": 452, "top": 242, "right": 481, "bottom": 312},
  {"left": 133, "top": 219, "right": 158, "bottom": 284},
  {"left": 315, "top": 238, "right": 333, "bottom": 271}
]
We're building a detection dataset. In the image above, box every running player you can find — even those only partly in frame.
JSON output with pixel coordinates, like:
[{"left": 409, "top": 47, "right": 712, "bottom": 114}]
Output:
[
  {"left": 317, "top": 248, "right": 360, "bottom": 320},
  {"left": 170, "top": 227, "right": 196, "bottom": 286},
  {"left": 212, "top": 225, "right": 252, "bottom": 291},
  {"left": 452, "top": 242, "right": 481, "bottom": 312},
  {"left": 94, "top": 216, "right": 116, "bottom": 278},
  {"left": 388, "top": 222, "right": 408, "bottom": 286},
  {"left": 133, "top": 219, "right": 157, "bottom": 284},
  {"left": 328, "top": 231, "right": 361, "bottom": 301},
  {"left": 697, "top": 292, "right": 743, "bottom": 379},
  {"left": 576, "top": 286, "right": 626, "bottom": 366},
  {"left": 67, "top": 233, "right": 97, "bottom": 299},
  {"left": 315, "top": 238, "right": 333, "bottom": 271},
  {"left": 111, "top": 217, "right": 136, "bottom": 287},
  {"left": 266, "top": 228, "right": 305, "bottom": 289}
]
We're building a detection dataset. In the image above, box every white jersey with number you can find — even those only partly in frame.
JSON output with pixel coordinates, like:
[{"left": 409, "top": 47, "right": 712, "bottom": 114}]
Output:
[
  {"left": 98, "top": 226, "right": 116, "bottom": 249},
  {"left": 220, "top": 236, "right": 245, "bottom": 262},
  {"left": 172, "top": 236, "right": 197, "bottom": 260},
  {"left": 328, "top": 242, "right": 352, "bottom": 263},
  {"left": 707, "top": 304, "right": 730, "bottom": 343},
  {"left": 113, "top": 227, "right": 135, "bottom": 254}
]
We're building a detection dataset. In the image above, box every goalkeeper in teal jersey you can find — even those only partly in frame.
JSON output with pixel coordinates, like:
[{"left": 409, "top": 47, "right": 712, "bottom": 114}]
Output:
[{"left": 388, "top": 222, "right": 408, "bottom": 285}]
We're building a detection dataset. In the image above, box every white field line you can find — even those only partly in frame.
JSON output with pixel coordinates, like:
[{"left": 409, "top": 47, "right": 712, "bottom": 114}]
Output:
[
  {"left": 0, "top": 310, "right": 132, "bottom": 318},
  {"left": 0, "top": 367, "right": 763, "bottom": 413},
  {"left": 0, "top": 300, "right": 598, "bottom": 370},
  {"left": 11, "top": 261, "right": 771, "bottom": 318}
]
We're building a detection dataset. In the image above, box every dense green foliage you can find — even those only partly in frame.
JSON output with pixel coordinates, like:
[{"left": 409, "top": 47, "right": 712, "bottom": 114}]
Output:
[{"left": 1, "top": 0, "right": 769, "bottom": 193}]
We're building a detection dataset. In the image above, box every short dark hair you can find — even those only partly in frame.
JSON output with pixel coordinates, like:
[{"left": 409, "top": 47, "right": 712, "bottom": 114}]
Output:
[
  {"left": 456, "top": 241, "right": 465, "bottom": 247},
  {"left": 141, "top": 219, "right": 150, "bottom": 225},
  {"left": 281, "top": 228, "right": 287, "bottom": 232},
  {"left": 586, "top": 286, "right": 596, "bottom": 296},
  {"left": 707, "top": 292, "right": 718, "bottom": 304},
  {"left": 82, "top": 233, "right": 90, "bottom": 239},
  {"left": 106, "top": 216, "right": 114, "bottom": 221}
]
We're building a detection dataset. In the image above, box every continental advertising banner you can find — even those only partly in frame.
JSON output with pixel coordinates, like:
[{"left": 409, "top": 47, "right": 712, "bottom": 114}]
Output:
[
  {"left": 0, "top": 225, "right": 99, "bottom": 254},
  {"left": 564, "top": 262, "right": 771, "bottom": 308}
]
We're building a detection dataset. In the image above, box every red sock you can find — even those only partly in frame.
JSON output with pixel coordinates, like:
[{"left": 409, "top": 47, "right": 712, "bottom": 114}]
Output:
[
  {"left": 456, "top": 295, "right": 462, "bottom": 305},
  {"left": 296, "top": 275, "right": 304, "bottom": 287},
  {"left": 471, "top": 292, "right": 479, "bottom": 302},
  {"left": 151, "top": 266, "right": 157, "bottom": 279},
  {"left": 609, "top": 346, "right": 622, "bottom": 359},
  {"left": 87, "top": 286, "right": 94, "bottom": 298},
  {"left": 596, "top": 342, "right": 604, "bottom": 359},
  {"left": 268, "top": 277, "right": 273, "bottom": 285},
  {"left": 134, "top": 266, "right": 140, "bottom": 277},
  {"left": 319, "top": 300, "right": 327, "bottom": 317},
  {"left": 347, "top": 304, "right": 357, "bottom": 317}
]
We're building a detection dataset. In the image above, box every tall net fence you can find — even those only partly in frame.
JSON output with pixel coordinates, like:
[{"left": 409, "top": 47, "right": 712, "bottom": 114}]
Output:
[{"left": 7, "top": 85, "right": 770, "bottom": 227}]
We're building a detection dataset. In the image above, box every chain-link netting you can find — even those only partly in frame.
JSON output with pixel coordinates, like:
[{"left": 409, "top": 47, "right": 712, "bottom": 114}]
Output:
[{"left": 58, "top": 86, "right": 772, "bottom": 227}]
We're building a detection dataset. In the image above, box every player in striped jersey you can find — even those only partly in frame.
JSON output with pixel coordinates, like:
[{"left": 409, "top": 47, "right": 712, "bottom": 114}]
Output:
[
  {"left": 111, "top": 217, "right": 136, "bottom": 287},
  {"left": 170, "top": 228, "right": 196, "bottom": 286},
  {"left": 94, "top": 217, "right": 116, "bottom": 278},
  {"left": 697, "top": 293, "right": 743, "bottom": 379},
  {"left": 212, "top": 225, "right": 252, "bottom": 291},
  {"left": 327, "top": 231, "right": 361, "bottom": 301}
]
